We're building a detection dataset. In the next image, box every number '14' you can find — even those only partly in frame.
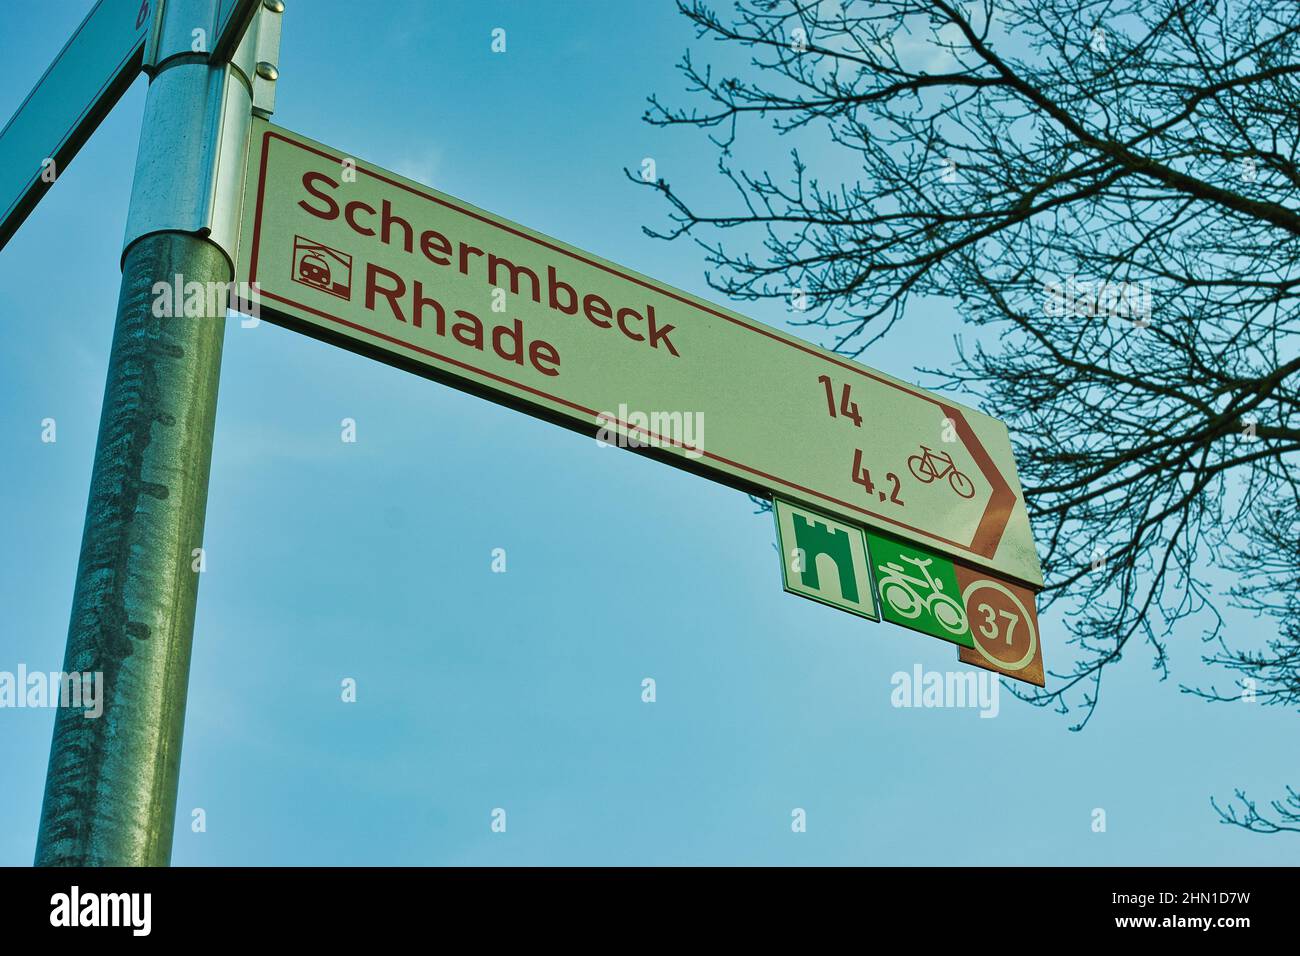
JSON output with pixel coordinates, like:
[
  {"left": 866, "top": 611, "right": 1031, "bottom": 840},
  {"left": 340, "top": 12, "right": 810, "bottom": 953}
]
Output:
[{"left": 818, "top": 375, "right": 862, "bottom": 427}]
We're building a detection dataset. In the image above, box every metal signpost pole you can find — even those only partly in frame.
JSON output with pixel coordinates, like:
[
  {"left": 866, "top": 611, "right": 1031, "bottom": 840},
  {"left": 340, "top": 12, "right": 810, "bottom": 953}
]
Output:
[{"left": 34, "top": 0, "right": 279, "bottom": 867}]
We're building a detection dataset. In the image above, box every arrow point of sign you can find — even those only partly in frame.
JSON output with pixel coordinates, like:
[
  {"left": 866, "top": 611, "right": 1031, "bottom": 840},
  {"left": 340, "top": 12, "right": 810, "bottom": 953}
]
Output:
[{"left": 940, "top": 404, "right": 1017, "bottom": 559}]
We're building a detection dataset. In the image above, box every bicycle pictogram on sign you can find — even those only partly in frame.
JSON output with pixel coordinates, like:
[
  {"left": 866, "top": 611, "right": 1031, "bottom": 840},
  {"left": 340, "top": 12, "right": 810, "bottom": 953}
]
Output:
[
  {"left": 875, "top": 553, "right": 969, "bottom": 637},
  {"left": 907, "top": 445, "right": 976, "bottom": 498}
]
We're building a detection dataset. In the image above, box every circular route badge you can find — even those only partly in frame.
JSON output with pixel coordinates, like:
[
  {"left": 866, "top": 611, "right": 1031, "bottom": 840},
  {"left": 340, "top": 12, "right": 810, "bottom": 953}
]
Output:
[{"left": 961, "top": 578, "right": 1037, "bottom": 672}]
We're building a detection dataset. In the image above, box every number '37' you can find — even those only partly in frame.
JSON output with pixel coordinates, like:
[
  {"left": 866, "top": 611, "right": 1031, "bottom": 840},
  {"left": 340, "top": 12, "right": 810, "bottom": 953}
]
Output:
[{"left": 976, "top": 604, "right": 1018, "bottom": 645}]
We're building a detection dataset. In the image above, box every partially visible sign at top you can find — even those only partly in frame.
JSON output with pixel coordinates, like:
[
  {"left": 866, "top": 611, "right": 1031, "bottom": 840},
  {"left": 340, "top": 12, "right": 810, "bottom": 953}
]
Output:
[{"left": 0, "top": 0, "right": 155, "bottom": 251}]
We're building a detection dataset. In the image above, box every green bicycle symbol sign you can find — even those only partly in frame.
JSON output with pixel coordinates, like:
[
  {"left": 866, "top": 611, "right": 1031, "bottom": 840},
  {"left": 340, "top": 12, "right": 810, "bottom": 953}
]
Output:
[
  {"left": 866, "top": 531, "right": 976, "bottom": 648},
  {"left": 875, "top": 553, "right": 968, "bottom": 637}
]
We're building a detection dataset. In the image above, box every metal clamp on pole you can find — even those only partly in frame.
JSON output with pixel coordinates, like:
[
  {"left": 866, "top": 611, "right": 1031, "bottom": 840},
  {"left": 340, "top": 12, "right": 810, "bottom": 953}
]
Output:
[
  {"left": 125, "top": 0, "right": 282, "bottom": 268},
  {"left": 35, "top": 0, "right": 283, "bottom": 868}
]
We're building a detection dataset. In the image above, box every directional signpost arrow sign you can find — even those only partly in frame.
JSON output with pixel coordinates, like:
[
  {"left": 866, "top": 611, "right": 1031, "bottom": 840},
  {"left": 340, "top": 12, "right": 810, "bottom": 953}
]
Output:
[{"left": 236, "top": 119, "right": 1043, "bottom": 588}]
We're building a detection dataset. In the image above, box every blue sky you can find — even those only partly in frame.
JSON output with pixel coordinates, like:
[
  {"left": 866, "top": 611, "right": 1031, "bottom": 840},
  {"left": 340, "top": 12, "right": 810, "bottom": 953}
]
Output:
[{"left": 0, "top": 0, "right": 1293, "bottom": 866}]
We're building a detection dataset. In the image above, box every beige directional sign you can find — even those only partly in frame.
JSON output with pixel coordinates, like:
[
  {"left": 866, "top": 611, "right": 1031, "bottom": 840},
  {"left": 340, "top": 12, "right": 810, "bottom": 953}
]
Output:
[{"left": 236, "top": 119, "right": 1043, "bottom": 586}]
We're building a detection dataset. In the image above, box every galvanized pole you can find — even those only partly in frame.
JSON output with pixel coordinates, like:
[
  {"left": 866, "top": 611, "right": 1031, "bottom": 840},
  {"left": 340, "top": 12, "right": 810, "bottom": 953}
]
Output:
[{"left": 35, "top": 0, "right": 282, "bottom": 867}]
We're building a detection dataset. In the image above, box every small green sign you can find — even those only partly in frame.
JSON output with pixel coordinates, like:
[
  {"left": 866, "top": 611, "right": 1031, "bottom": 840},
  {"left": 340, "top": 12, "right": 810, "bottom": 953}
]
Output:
[
  {"left": 773, "top": 498, "right": 878, "bottom": 620},
  {"left": 866, "top": 531, "right": 974, "bottom": 647}
]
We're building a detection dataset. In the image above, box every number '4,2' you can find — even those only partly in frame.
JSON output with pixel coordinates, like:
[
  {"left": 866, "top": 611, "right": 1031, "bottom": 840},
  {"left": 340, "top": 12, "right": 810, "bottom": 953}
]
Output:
[{"left": 851, "top": 449, "right": 904, "bottom": 506}]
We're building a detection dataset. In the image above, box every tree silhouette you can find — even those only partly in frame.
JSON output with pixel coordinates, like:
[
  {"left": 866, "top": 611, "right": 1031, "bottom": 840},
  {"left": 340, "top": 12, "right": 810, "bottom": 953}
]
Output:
[{"left": 636, "top": 0, "right": 1299, "bottom": 830}]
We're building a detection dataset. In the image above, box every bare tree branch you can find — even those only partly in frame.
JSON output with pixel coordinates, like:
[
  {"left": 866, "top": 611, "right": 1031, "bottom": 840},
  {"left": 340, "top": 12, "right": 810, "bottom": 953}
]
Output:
[{"left": 641, "top": 0, "right": 1300, "bottom": 830}]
